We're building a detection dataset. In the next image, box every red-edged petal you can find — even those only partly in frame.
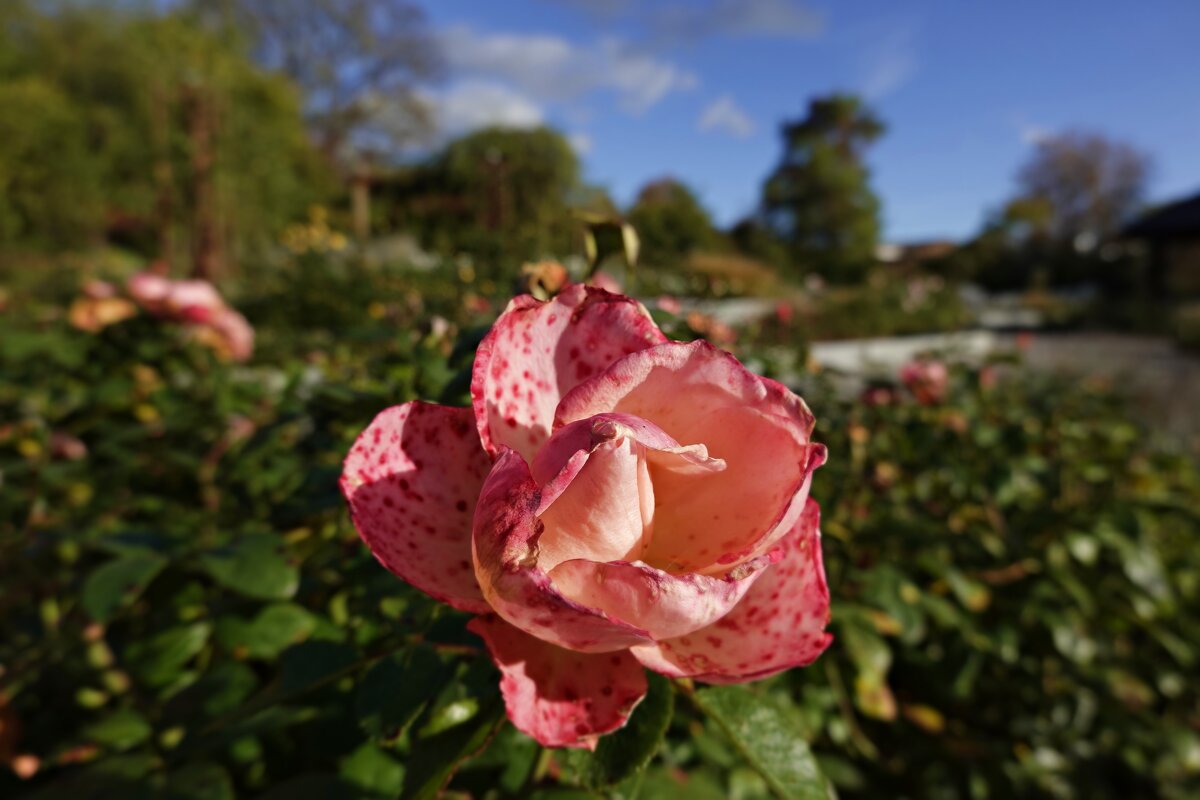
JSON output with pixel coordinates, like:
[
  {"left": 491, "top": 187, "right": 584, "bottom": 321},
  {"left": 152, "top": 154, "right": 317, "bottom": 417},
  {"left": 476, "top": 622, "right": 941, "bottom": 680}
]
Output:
[
  {"left": 468, "top": 615, "right": 647, "bottom": 749},
  {"left": 548, "top": 552, "right": 776, "bottom": 641},
  {"left": 341, "top": 402, "right": 492, "bottom": 614},
  {"left": 470, "top": 285, "right": 666, "bottom": 462},
  {"left": 555, "top": 340, "right": 822, "bottom": 574},
  {"left": 631, "top": 499, "right": 832, "bottom": 683},
  {"left": 472, "top": 448, "right": 654, "bottom": 652}
]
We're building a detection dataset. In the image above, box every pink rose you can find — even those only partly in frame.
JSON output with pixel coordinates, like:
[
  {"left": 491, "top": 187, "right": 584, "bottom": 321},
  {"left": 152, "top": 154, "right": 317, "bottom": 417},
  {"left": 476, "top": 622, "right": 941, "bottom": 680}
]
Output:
[
  {"left": 125, "top": 272, "right": 254, "bottom": 362},
  {"left": 205, "top": 306, "right": 255, "bottom": 362},
  {"left": 341, "top": 285, "right": 831, "bottom": 749},
  {"left": 158, "top": 279, "right": 224, "bottom": 325},
  {"left": 82, "top": 280, "right": 117, "bottom": 300},
  {"left": 899, "top": 359, "right": 949, "bottom": 405},
  {"left": 126, "top": 272, "right": 173, "bottom": 313}
]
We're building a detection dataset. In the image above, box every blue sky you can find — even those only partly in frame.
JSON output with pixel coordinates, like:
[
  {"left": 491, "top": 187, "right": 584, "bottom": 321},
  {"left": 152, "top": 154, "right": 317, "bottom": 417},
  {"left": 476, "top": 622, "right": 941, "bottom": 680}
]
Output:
[{"left": 420, "top": 0, "right": 1200, "bottom": 241}]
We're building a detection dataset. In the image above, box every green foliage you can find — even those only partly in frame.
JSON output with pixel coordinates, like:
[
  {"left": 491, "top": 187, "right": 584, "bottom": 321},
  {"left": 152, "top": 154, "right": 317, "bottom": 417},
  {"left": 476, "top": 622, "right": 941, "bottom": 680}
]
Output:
[
  {"left": 690, "top": 685, "right": 827, "bottom": 800},
  {"left": 627, "top": 178, "right": 721, "bottom": 268},
  {"left": 0, "top": 77, "right": 104, "bottom": 246},
  {"left": 760, "top": 94, "right": 885, "bottom": 283},
  {"left": 383, "top": 126, "right": 583, "bottom": 273},
  {"left": 0, "top": 3, "right": 328, "bottom": 258},
  {"left": 1, "top": 255, "right": 1197, "bottom": 798}
]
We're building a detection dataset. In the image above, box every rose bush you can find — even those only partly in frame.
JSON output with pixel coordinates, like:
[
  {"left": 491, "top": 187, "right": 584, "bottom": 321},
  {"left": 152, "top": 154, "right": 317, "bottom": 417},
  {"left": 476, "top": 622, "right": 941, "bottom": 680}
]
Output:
[{"left": 341, "top": 284, "right": 831, "bottom": 749}]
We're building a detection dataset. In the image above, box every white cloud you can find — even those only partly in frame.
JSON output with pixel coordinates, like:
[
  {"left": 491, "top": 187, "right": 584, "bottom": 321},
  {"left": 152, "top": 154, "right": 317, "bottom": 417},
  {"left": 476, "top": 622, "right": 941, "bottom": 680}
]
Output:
[
  {"left": 698, "top": 95, "right": 755, "bottom": 138},
  {"left": 860, "top": 27, "right": 919, "bottom": 101},
  {"left": 568, "top": 132, "right": 594, "bottom": 155},
  {"left": 542, "top": 0, "right": 824, "bottom": 42},
  {"left": 651, "top": 0, "right": 824, "bottom": 42},
  {"left": 421, "top": 80, "right": 544, "bottom": 138},
  {"left": 438, "top": 26, "right": 697, "bottom": 114},
  {"left": 1019, "top": 123, "right": 1053, "bottom": 145}
]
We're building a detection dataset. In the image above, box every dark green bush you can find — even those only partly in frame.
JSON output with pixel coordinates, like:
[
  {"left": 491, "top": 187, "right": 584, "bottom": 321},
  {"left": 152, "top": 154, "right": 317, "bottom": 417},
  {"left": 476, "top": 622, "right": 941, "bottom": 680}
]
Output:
[{"left": 1, "top": 260, "right": 1196, "bottom": 799}]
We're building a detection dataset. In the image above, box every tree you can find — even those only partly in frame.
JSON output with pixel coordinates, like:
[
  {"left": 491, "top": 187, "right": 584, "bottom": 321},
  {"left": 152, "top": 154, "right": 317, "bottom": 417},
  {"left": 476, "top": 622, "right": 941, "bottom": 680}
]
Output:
[
  {"left": 626, "top": 177, "right": 719, "bottom": 267},
  {"left": 398, "top": 126, "right": 582, "bottom": 272},
  {"left": 760, "top": 93, "right": 885, "bottom": 282},
  {"left": 201, "top": 0, "right": 441, "bottom": 238},
  {"left": 0, "top": 77, "right": 104, "bottom": 247},
  {"left": 1014, "top": 130, "right": 1150, "bottom": 247},
  {"left": 0, "top": 3, "right": 328, "bottom": 273}
]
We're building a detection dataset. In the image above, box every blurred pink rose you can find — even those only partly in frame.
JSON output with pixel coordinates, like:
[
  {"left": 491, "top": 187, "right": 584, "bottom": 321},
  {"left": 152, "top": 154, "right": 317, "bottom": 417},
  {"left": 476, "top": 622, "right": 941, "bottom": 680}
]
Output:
[
  {"left": 342, "top": 284, "right": 830, "bottom": 749},
  {"left": 979, "top": 366, "right": 998, "bottom": 391},
  {"left": 860, "top": 385, "right": 896, "bottom": 407},
  {"left": 589, "top": 270, "right": 623, "bottom": 293},
  {"left": 125, "top": 271, "right": 254, "bottom": 362},
  {"left": 49, "top": 432, "right": 88, "bottom": 461},
  {"left": 775, "top": 301, "right": 794, "bottom": 326},
  {"left": 82, "top": 280, "right": 117, "bottom": 300},
  {"left": 899, "top": 359, "right": 949, "bottom": 405},
  {"left": 164, "top": 280, "right": 225, "bottom": 323},
  {"left": 126, "top": 272, "right": 173, "bottom": 313},
  {"left": 655, "top": 295, "right": 682, "bottom": 314}
]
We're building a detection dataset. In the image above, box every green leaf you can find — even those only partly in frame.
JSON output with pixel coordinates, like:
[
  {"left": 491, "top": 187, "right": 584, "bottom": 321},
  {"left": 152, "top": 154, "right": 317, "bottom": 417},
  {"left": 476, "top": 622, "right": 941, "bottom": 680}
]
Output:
[
  {"left": 83, "top": 708, "right": 152, "bottom": 751},
  {"left": 401, "top": 681, "right": 506, "bottom": 800},
  {"left": 692, "top": 685, "right": 828, "bottom": 800},
  {"left": 23, "top": 754, "right": 158, "bottom": 800},
  {"left": 164, "top": 661, "right": 259, "bottom": 723},
  {"left": 278, "top": 640, "right": 359, "bottom": 694},
  {"left": 198, "top": 534, "right": 298, "bottom": 600},
  {"left": 81, "top": 554, "right": 167, "bottom": 622},
  {"left": 561, "top": 672, "right": 674, "bottom": 789},
  {"left": 256, "top": 774, "right": 360, "bottom": 800},
  {"left": 162, "top": 763, "right": 235, "bottom": 800},
  {"left": 215, "top": 603, "right": 317, "bottom": 659},
  {"left": 125, "top": 622, "right": 212, "bottom": 688},
  {"left": 356, "top": 645, "right": 448, "bottom": 739},
  {"left": 340, "top": 742, "right": 405, "bottom": 795}
]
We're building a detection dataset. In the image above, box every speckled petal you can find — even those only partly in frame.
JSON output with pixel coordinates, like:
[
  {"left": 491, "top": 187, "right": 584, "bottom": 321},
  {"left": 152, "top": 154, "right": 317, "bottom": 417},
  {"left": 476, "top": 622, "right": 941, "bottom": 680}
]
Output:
[
  {"left": 630, "top": 499, "right": 832, "bottom": 683},
  {"left": 341, "top": 402, "right": 493, "bottom": 614},
  {"left": 470, "top": 285, "right": 667, "bottom": 462},
  {"left": 472, "top": 448, "right": 655, "bottom": 652},
  {"left": 555, "top": 340, "right": 823, "bottom": 574},
  {"left": 468, "top": 615, "right": 648, "bottom": 750}
]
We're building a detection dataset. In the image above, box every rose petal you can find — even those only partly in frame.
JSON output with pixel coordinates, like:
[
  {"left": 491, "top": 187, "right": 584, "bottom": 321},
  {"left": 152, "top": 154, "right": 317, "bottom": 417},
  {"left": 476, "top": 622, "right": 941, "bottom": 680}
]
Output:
[
  {"left": 472, "top": 448, "right": 655, "bottom": 652},
  {"left": 468, "top": 615, "right": 648, "bottom": 750},
  {"left": 535, "top": 436, "right": 653, "bottom": 571},
  {"left": 207, "top": 308, "right": 255, "bottom": 362},
  {"left": 548, "top": 552, "right": 776, "bottom": 641},
  {"left": 125, "top": 275, "right": 172, "bottom": 311},
  {"left": 556, "top": 340, "right": 822, "bottom": 573},
  {"left": 531, "top": 413, "right": 725, "bottom": 573},
  {"left": 470, "top": 285, "right": 667, "bottom": 462},
  {"left": 341, "top": 402, "right": 493, "bottom": 614},
  {"left": 631, "top": 499, "right": 832, "bottom": 683},
  {"left": 165, "top": 279, "right": 225, "bottom": 318}
]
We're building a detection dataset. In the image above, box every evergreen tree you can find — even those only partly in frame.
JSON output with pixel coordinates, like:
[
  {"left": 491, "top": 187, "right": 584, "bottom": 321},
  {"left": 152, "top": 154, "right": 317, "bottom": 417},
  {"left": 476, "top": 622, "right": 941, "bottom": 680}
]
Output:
[{"left": 760, "top": 93, "right": 884, "bottom": 282}]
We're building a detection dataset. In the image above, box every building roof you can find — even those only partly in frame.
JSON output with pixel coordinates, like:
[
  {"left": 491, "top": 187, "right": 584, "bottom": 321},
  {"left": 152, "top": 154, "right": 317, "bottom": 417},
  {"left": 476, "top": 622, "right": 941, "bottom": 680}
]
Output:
[{"left": 1125, "top": 192, "right": 1200, "bottom": 239}]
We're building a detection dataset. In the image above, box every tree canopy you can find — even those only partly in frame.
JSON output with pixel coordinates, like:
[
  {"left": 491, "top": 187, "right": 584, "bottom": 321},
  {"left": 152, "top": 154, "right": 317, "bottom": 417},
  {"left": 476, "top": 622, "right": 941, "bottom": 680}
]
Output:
[
  {"left": 1014, "top": 130, "right": 1150, "bottom": 247},
  {"left": 626, "top": 177, "right": 719, "bottom": 267},
  {"left": 0, "top": 3, "right": 329, "bottom": 269},
  {"left": 760, "top": 93, "right": 885, "bottom": 282}
]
